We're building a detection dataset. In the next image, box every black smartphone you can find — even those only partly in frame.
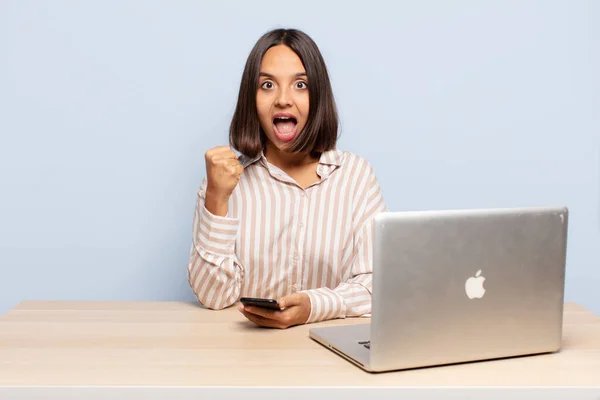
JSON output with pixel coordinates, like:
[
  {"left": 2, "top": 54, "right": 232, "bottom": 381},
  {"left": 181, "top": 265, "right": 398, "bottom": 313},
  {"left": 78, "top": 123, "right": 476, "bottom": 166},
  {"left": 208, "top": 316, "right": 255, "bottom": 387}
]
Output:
[{"left": 239, "top": 297, "right": 281, "bottom": 310}]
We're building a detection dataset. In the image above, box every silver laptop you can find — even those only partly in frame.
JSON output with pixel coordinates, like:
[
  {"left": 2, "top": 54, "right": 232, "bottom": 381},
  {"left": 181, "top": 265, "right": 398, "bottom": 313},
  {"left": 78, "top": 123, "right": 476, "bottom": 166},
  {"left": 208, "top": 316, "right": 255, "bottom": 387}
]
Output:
[{"left": 309, "top": 206, "right": 568, "bottom": 372}]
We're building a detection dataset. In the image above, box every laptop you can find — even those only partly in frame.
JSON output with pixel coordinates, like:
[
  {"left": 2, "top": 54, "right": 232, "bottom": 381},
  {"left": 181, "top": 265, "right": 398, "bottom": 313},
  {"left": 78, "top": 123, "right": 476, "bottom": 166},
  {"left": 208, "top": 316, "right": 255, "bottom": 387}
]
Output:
[{"left": 309, "top": 206, "right": 568, "bottom": 372}]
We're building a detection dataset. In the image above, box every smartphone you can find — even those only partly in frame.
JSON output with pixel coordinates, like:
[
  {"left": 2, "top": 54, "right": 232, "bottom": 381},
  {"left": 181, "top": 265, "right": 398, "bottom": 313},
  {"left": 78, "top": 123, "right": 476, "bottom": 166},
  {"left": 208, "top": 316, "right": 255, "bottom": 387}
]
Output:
[{"left": 239, "top": 297, "right": 281, "bottom": 310}]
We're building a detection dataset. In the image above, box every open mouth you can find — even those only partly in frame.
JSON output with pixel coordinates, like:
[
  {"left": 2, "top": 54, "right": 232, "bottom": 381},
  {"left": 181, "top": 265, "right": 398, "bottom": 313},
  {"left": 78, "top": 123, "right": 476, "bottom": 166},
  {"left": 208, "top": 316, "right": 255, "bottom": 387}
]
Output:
[{"left": 273, "top": 115, "right": 298, "bottom": 143}]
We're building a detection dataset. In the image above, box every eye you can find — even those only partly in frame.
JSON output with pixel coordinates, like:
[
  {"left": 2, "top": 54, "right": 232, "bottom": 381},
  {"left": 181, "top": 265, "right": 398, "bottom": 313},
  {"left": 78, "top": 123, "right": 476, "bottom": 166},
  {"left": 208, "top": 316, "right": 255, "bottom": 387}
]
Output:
[
  {"left": 295, "top": 81, "right": 308, "bottom": 89},
  {"left": 261, "top": 81, "right": 274, "bottom": 90}
]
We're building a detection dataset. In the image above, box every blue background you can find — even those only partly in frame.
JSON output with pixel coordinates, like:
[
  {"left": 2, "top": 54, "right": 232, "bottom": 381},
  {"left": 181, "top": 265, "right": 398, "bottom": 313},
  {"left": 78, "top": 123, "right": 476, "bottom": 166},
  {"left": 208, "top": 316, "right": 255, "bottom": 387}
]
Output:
[{"left": 1, "top": 0, "right": 598, "bottom": 315}]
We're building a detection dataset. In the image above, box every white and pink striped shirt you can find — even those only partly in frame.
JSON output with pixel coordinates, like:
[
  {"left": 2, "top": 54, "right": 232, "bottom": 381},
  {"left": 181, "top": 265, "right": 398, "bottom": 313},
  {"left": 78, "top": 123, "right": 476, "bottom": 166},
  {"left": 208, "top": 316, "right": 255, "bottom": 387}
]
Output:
[{"left": 187, "top": 149, "right": 387, "bottom": 323}]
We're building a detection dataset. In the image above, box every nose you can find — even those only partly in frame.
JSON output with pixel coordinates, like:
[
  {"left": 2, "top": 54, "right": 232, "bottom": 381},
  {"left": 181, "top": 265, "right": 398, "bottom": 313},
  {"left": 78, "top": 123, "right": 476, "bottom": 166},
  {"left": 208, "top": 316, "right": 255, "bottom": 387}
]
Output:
[{"left": 275, "top": 86, "right": 292, "bottom": 108}]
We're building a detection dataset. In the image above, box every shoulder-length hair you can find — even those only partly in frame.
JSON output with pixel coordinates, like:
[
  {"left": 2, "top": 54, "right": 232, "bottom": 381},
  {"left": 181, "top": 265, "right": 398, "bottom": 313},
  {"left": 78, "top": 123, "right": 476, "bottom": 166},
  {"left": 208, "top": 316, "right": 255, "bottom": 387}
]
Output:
[{"left": 230, "top": 28, "right": 339, "bottom": 158}]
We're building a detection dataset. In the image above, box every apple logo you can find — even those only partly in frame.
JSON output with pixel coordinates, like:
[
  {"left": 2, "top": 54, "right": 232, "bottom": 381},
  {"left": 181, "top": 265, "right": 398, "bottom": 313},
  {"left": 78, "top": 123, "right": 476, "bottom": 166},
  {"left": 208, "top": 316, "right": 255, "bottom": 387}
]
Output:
[{"left": 465, "top": 270, "right": 486, "bottom": 299}]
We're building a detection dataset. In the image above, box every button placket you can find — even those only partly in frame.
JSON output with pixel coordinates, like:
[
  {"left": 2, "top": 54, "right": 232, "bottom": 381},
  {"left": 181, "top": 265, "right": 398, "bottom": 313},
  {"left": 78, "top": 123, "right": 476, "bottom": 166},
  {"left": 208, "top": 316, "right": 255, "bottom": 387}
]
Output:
[{"left": 291, "top": 191, "right": 309, "bottom": 292}]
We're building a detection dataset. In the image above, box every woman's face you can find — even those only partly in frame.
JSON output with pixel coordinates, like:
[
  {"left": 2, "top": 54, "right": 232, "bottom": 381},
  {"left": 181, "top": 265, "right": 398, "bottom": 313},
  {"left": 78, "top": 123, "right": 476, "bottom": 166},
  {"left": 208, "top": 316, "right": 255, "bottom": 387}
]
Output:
[{"left": 256, "top": 45, "right": 309, "bottom": 152}]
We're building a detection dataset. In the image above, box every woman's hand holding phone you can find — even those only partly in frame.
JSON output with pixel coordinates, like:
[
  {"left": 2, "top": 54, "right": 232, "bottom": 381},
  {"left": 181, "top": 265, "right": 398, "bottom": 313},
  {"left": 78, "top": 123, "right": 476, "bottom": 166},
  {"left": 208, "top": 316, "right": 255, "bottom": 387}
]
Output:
[{"left": 238, "top": 293, "right": 311, "bottom": 329}]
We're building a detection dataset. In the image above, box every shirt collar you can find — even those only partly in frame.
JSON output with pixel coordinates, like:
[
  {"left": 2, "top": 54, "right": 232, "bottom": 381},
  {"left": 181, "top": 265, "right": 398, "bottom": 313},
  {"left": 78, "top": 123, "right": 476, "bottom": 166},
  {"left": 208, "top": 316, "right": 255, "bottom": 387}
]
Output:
[
  {"left": 318, "top": 149, "right": 342, "bottom": 167},
  {"left": 239, "top": 148, "right": 341, "bottom": 168}
]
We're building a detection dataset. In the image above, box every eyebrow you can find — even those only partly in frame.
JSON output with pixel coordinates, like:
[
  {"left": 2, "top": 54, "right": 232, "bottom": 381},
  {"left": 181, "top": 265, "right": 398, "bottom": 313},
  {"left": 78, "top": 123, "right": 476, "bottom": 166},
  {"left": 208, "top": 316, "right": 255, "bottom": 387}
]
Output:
[{"left": 259, "top": 72, "right": 307, "bottom": 78}]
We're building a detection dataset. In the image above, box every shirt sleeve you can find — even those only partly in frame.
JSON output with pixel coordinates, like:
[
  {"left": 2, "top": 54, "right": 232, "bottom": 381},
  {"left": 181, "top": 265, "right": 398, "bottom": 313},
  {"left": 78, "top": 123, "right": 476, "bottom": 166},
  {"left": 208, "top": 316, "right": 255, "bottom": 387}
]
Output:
[
  {"left": 187, "top": 179, "right": 244, "bottom": 310},
  {"left": 302, "top": 164, "right": 387, "bottom": 323}
]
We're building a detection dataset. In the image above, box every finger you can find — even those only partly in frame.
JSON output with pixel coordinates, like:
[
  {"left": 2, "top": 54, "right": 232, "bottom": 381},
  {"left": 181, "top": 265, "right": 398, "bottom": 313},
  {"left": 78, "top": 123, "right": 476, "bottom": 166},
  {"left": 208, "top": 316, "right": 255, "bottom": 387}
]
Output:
[
  {"left": 210, "top": 157, "right": 240, "bottom": 168},
  {"left": 242, "top": 310, "right": 266, "bottom": 326},
  {"left": 241, "top": 309, "right": 282, "bottom": 328},
  {"left": 206, "top": 146, "right": 231, "bottom": 158},
  {"left": 215, "top": 147, "right": 238, "bottom": 159},
  {"left": 210, "top": 159, "right": 238, "bottom": 169},
  {"left": 226, "top": 166, "right": 243, "bottom": 179},
  {"left": 208, "top": 145, "right": 234, "bottom": 154},
  {"left": 221, "top": 158, "right": 242, "bottom": 167},
  {"left": 242, "top": 306, "right": 293, "bottom": 328},
  {"left": 278, "top": 293, "right": 305, "bottom": 309},
  {"left": 235, "top": 164, "right": 244, "bottom": 175},
  {"left": 219, "top": 165, "right": 239, "bottom": 179},
  {"left": 207, "top": 146, "right": 238, "bottom": 160},
  {"left": 243, "top": 305, "right": 281, "bottom": 320}
]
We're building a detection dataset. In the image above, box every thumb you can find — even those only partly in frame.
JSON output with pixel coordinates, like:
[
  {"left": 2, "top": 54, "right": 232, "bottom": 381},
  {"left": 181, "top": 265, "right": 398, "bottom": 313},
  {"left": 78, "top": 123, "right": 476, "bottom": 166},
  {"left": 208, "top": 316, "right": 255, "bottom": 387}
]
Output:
[{"left": 278, "top": 292, "right": 306, "bottom": 309}]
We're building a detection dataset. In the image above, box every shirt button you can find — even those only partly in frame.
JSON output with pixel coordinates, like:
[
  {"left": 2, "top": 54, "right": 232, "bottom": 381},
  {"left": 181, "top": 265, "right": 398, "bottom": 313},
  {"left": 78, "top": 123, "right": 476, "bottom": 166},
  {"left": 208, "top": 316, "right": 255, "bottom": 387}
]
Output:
[
  {"left": 293, "top": 254, "right": 300, "bottom": 261},
  {"left": 299, "top": 222, "right": 304, "bottom": 227},
  {"left": 292, "top": 284, "right": 301, "bottom": 291}
]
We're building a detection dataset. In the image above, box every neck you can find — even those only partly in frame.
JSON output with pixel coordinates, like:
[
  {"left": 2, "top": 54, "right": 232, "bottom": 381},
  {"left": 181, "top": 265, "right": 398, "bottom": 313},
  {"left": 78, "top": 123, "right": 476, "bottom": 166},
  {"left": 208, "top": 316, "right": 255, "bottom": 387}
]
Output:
[{"left": 264, "top": 142, "right": 319, "bottom": 171}]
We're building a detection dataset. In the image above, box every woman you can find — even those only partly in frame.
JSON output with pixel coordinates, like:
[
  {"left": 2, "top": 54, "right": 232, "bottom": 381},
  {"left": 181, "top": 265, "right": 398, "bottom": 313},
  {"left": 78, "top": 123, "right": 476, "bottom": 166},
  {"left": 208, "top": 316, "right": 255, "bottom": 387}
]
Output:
[{"left": 187, "top": 28, "right": 386, "bottom": 328}]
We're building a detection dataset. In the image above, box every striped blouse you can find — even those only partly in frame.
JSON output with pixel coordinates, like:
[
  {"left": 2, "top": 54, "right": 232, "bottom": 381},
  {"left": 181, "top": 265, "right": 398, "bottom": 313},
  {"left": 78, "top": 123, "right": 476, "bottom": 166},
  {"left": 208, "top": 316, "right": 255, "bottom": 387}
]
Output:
[{"left": 187, "top": 148, "right": 387, "bottom": 323}]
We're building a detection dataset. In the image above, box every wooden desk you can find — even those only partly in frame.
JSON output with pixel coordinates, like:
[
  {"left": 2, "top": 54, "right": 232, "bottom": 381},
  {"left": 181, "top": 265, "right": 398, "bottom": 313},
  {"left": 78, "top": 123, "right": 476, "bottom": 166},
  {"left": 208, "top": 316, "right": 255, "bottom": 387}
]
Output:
[{"left": 0, "top": 301, "right": 599, "bottom": 398}]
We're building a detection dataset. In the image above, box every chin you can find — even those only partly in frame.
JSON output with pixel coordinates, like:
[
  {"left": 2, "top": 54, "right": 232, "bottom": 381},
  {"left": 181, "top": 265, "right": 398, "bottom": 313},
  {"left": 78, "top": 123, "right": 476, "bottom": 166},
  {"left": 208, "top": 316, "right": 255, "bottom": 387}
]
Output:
[{"left": 274, "top": 142, "right": 294, "bottom": 153}]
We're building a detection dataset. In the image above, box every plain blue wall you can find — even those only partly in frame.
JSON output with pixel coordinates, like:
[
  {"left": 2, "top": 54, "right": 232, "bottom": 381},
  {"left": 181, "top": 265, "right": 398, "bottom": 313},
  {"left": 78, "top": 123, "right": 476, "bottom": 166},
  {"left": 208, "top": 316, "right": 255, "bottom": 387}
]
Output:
[{"left": 1, "top": 1, "right": 598, "bottom": 316}]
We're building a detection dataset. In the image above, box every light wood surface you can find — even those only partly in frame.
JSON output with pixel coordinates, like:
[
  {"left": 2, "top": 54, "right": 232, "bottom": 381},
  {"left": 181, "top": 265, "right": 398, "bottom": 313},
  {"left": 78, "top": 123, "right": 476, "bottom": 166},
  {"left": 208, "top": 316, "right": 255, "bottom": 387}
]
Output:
[{"left": 0, "top": 301, "right": 598, "bottom": 387}]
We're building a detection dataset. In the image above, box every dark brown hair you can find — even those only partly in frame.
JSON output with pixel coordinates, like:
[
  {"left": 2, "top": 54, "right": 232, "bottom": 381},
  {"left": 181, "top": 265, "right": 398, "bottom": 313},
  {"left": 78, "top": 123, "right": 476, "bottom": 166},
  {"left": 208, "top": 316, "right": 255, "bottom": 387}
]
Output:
[{"left": 229, "top": 28, "right": 339, "bottom": 158}]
